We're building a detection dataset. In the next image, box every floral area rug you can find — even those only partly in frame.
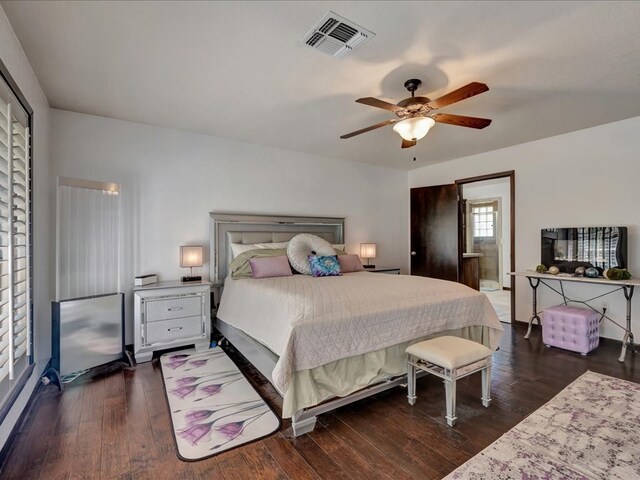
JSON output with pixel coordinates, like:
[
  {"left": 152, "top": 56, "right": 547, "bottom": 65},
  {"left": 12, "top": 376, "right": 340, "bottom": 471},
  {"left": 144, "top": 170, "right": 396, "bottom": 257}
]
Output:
[
  {"left": 445, "top": 371, "right": 640, "bottom": 479},
  {"left": 160, "top": 347, "right": 280, "bottom": 461}
]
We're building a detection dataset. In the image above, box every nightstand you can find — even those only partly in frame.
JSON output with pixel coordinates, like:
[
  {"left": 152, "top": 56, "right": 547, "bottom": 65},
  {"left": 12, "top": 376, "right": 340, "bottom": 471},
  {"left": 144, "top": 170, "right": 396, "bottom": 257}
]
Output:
[
  {"left": 133, "top": 280, "right": 211, "bottom": 363},
  {"left": 366, "top": 267, "right": 401, "bottom": 274}
]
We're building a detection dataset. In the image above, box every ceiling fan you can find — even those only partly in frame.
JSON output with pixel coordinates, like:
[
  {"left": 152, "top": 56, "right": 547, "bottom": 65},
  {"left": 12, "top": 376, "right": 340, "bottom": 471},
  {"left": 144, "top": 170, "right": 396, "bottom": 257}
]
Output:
[{"left": 340, "top": 79, "right": 492, "bottom": 148}]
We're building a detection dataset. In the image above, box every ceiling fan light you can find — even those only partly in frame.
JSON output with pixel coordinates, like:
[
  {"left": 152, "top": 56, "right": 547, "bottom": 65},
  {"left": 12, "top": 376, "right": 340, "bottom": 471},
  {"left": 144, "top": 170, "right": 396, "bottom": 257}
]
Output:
[{"left": 392, "top": 117, "right": 436, "bottom": 141}]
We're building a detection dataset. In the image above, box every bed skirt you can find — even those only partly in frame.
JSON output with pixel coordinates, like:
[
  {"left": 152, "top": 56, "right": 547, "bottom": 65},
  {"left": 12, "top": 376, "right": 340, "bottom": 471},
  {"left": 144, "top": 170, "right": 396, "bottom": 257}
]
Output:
[{"left": 283, "top": 325, "right": 491, "bottom": 417}]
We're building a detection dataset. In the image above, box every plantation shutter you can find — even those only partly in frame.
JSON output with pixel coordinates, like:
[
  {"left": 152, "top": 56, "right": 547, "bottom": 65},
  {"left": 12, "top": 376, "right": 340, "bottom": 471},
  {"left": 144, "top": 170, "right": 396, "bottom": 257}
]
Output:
[{"left": 0, "top": 76, "right": 31, "bottom": 393}]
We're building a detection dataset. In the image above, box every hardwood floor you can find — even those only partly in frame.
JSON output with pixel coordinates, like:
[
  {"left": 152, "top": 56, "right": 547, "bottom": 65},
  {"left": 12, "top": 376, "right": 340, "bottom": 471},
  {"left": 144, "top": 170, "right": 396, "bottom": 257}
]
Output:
[{"left": 1, "top": 323, "right": 638, "bottom": 480}]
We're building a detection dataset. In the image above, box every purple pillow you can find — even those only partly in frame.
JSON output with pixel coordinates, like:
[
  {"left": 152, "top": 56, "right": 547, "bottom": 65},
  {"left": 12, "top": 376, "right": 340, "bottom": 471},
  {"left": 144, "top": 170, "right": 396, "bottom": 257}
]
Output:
[
  {"left": 338, "top": 254, "right": 365, "bottom": 273},
  {"left": 249, "top": 255, "right": 293, "bottom": 279}
]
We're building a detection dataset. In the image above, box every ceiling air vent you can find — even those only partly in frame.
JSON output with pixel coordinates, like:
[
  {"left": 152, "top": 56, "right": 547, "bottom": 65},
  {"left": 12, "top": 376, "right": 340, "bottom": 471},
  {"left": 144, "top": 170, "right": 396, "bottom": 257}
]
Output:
[{"left": 302, "top": 11, "right": 375, "bottom": 58}]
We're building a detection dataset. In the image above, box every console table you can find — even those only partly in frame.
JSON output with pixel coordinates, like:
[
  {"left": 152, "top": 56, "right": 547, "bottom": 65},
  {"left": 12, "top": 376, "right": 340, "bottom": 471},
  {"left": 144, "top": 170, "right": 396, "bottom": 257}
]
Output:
[{"left": 510, "top": 271, "right": 640, "bottom": 362}]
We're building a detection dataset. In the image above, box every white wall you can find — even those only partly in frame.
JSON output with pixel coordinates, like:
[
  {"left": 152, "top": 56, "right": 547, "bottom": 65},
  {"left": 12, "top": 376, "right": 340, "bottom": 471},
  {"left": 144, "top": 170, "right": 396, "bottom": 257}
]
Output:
[
  {"left": 463, "top": 178, "right": 511, "bottom": 288},
  {"left": 409, "top": 116, "right": 640, "bottom": 341},
  {"left": 0, "top": 6, "right": 52, "bottom": 450},
  {"left": 50, "top": 109, "right": 410, "bottom": 343}
]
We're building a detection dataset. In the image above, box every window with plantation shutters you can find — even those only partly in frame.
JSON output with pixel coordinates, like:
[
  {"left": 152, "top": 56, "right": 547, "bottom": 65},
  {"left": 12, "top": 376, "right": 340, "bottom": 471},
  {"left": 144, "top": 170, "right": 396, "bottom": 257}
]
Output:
[{"left": 0, "top": 69, "right": 32, "bottom": 411}]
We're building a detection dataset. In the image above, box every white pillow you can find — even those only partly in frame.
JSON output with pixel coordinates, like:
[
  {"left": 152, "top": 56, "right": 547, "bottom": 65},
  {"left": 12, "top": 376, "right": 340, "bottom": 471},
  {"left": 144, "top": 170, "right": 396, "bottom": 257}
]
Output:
[
  {"left": 287, "top": 234, "right": 336, "bottom": 275},
  {"left": 332, "top": 244, "right": 345, "bottom": 251},
  {"left": 230, "top": 241, "right": 289, "bottom": 259}
]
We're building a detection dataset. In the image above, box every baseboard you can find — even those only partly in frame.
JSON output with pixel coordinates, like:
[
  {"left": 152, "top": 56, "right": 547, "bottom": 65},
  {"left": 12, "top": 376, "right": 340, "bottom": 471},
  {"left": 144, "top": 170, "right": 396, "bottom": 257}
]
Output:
[
  {"left": 502, "top": 287, "right": 511, "bottom": 291},
  {"left": 0, "top": 361, "right": 46, "bottom": 470}
]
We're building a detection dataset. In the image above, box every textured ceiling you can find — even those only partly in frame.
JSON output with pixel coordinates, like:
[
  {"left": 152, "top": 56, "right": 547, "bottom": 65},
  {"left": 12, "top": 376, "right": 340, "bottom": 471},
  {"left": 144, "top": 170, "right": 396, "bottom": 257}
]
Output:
[{"left": 3, "top": 1, "right": 640, "bottom": 170}]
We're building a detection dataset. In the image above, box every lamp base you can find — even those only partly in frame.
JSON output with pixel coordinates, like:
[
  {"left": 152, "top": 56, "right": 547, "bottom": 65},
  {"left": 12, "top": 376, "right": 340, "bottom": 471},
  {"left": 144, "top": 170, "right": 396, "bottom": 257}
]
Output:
[
  {"left": 181, "top": 275, "right": 202, "bottom": 282},
  {"left": 363, "top": 264, "right": 376, "bottom": 269}
]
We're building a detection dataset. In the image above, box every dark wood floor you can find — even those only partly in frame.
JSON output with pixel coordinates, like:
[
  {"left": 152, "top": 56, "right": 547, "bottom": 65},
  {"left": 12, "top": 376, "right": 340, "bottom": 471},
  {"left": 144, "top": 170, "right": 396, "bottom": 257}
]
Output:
[{"left": 1, "top": 323, "right": 638, "bottom": 480}]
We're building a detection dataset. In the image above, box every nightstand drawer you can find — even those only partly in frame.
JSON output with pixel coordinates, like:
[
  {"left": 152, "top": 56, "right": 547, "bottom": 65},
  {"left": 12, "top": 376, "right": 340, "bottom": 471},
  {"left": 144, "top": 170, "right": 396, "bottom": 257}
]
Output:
[
  {"left": 144, "top": 294, "right": 203, "bottom": 322},
  {"left": 145, "top": 316, "right": 203, "bottom": 344}
]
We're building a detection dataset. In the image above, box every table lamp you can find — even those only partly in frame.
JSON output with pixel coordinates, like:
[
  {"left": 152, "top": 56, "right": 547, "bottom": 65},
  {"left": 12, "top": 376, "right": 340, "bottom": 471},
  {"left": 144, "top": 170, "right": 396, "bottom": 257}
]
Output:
[
  {"left": 180, "top": 245, "right": 203, "bottom": 282},
  {"left": 360, "top": 243, "right": 376, "bottom": 269}
]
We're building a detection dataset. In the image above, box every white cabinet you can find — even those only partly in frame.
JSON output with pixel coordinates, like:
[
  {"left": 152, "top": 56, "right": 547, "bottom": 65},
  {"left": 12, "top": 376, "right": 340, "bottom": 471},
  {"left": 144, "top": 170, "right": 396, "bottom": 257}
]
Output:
[{"left": 133, "top": 280, "right": 211, "bottom": 363}]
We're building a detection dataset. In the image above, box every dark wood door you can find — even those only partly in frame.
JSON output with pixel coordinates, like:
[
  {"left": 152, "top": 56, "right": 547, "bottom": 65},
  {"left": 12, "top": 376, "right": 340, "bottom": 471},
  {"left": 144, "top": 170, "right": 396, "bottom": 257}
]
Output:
[{"left": 410, "top": 184, "right": 459, "bottom": 281}]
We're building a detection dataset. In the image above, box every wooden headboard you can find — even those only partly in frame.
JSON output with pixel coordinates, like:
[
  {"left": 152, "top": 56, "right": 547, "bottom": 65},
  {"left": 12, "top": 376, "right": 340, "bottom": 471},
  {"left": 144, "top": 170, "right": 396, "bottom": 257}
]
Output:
[{"left": 209, "top": 213, "right": 345, "bottom": 284}]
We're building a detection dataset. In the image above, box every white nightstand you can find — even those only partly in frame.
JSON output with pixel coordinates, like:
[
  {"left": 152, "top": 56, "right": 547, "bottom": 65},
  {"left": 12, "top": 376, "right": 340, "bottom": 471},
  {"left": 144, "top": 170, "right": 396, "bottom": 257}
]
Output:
[
  {"left": 133, "top": 280, "right": 211, "bottom": 363},
  {"left": 366, "top": 267, "right": 401, "bottom": 274}
]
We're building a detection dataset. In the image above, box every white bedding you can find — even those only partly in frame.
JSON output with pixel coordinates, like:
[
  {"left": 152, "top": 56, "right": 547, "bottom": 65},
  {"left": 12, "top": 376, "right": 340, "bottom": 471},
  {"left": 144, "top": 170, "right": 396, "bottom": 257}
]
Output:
[{"left": 217, "top": 272, "right": 503, "bottom": 396}]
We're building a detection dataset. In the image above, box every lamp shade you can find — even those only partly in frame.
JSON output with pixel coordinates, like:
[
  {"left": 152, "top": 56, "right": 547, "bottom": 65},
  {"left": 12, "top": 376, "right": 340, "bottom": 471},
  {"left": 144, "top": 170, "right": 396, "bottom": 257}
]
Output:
[
  {"left": 360, "top": 243, "right": 377, "bottom": 259},
  {"left": 392, "top": 116, "right": 436, "bottom": 141},
  {"left": 180, "top": 245, "right": 203, "bottom": 268}
]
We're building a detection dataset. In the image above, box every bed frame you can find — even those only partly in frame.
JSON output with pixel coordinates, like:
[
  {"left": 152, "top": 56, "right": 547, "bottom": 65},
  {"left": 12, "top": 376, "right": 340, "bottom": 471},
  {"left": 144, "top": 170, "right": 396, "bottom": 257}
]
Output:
[{"left": 209, "top": 212, "right": 417, "bottom": 436}]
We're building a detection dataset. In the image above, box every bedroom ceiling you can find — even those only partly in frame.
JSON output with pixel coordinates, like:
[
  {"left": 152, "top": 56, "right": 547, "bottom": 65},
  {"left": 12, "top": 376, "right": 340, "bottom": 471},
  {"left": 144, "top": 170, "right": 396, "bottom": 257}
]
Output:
[{"left": 2, "top": 1, "right": 640, "bottom": 170}]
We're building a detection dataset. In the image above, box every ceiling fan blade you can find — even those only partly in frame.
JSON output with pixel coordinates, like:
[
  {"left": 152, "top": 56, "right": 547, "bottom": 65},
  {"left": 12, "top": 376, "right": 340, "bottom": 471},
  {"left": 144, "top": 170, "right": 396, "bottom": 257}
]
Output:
[
  {"left": 401, "top": 139, "right": 417, "bottom": 149},
  {"left": 356, "top": 97, "right": 404, "bottom": 113},
  {"left": 340, "top": 119, "right": 397, "bottom": 139},
  {"left": 427, "top": 82, "right": 489, "bottom": 109},
  {"left": 433, "top": 113, "right": 492, "bottom": 129}
]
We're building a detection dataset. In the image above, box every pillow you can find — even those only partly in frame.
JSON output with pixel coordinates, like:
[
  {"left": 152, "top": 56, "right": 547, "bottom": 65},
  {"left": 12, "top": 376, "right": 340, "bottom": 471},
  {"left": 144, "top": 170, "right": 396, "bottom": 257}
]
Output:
[
  {"left": 286, "top": 234, "right": 336, "bottom": 275},
  {"left": 229, "top": 248, "right": 287, "bottom": 279},
  {"left": 230, "top": 241, "right": 289, "bottom": 259},
  {"left": 249, "top": 255, "right": 292, "bottom": 279},
  {"left": 308, "top": 255, "right": 342, "bottom": 277},
  {"left": 338, "top": 254, "right": 365, "bottom": 273},
  {"left": 333, "top": 248, "right": 348, "bottom": 256},
  {"left": 332, "top": 244, "right": 345, "bottom": 251}
]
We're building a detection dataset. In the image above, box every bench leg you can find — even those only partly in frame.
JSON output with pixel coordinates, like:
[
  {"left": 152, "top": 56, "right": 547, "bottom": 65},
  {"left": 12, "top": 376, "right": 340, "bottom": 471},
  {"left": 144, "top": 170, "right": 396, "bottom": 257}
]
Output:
[
  {"left": 444, "top": 379, "right": 457, "bottom": 427},
  {"left": 481, "top": 367, "right": 491, "bottom": 407},
  {"left": 407, "top": 359, "right": 417, "bottom": 406}
]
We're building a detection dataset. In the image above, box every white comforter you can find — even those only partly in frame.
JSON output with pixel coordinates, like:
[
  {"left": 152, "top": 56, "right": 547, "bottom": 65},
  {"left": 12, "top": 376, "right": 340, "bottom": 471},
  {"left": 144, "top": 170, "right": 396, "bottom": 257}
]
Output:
[{"left": 217, "top": 272, "right": 503, "bottom": 395}]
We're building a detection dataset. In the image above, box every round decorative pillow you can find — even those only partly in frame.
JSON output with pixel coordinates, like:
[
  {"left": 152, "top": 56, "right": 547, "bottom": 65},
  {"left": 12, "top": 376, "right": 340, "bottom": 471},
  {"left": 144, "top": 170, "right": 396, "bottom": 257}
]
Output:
[{"left": 286, "top": 234, "right": 336, "bottom": 275}]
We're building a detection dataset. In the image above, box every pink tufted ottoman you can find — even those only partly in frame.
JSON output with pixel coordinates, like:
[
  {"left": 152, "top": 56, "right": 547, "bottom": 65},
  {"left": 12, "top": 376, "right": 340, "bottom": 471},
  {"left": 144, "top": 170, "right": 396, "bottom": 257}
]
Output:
[{"left": 542, "top": 305, "right": 600, "bottom": 355}]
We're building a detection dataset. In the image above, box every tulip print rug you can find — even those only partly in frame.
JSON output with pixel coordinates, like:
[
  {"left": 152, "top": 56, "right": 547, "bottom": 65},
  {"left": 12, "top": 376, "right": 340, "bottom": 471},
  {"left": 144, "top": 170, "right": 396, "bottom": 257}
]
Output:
[
  {"left": 444, "top": 370, "right": 640, "bottom": 479},
  {"left": 160, "top": 347, "right": 280, "bottom": 461}
]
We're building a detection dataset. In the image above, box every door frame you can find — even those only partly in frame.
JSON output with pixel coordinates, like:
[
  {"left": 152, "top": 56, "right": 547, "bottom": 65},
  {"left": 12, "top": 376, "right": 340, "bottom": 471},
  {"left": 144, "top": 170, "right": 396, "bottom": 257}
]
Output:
[{"left": 455, "top": 170, "right": 515, "bottom": 323}]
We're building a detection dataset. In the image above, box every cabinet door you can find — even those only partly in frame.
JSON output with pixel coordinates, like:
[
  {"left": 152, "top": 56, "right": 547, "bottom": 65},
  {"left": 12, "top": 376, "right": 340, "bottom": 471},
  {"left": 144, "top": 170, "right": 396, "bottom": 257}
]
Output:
[{"left": 410, "top": 184, "right": 459, "bottom": 281}]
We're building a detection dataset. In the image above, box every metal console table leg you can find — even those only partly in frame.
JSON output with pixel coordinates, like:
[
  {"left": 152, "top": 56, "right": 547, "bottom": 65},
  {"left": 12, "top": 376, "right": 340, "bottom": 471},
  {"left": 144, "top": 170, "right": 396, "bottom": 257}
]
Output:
[
  {"left": 524, "top": 277, "right": 542, "bottom": 339},
  {"left": 619, "top": 286, "right": 637, "bottom": 363}
]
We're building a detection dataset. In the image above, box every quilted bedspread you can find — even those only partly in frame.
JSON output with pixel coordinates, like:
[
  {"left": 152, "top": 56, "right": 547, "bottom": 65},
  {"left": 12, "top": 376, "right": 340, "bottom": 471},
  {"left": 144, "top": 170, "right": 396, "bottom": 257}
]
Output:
[{"left": 217, "top": 272, "right": 503, "bottom": 395}]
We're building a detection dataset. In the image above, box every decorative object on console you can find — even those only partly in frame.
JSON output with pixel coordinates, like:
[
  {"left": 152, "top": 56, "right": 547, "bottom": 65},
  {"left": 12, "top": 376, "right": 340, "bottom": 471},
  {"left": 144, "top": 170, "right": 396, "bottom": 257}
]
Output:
[
  {"left": 249, "top": 255, "right": 293, "bottom": 279},
  {"left": 584, "top": 267, "right": 599, "bottom": 278},
  {"left": 180, "top": 245, "right": 203, "bottom": 282},
  {"left": 574, "top": 266, "right": 586, "bottom": 276},
  {"left": 286, "top": 233, "right": 336, "bottom": 275},
  {"left": 548, "top": 266, "right": 560, "bottom": 275},
  {"left": 135, "top": 273, "right": 157, "bottom": 286},
  {"left": 308, "top": 255, "right": 342, "bottom": 277},
  {"left": 541, "top": 226, "right": 628, "bottom": 273},
  {"left": 160, "top": 348, "right": 280, "bottom": 460},
  {"left": 604, "top": 267, "right": 632, "bottom": 280},
  {"left": 360, "top": 243, "right": 377, "bottom": 269},
  {"left": 535, "top": 264, "right": 548, "bottom": 273}
]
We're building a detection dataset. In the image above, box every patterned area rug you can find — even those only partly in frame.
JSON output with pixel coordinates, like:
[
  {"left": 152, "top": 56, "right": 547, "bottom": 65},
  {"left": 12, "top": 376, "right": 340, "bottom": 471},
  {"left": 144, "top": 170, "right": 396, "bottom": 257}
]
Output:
[
  {"left": 160, "top": 347, "right": 280, "bottom": 461},
  {"left": 445, "top": 371, "right": 640, "bottom": 479}
]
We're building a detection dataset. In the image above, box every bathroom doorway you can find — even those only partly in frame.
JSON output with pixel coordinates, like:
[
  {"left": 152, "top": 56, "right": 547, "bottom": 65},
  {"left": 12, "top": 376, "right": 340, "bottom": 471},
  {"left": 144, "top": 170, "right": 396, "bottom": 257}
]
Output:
[{"left": 458, "top": 174, "right": 513, "bottom": 323}]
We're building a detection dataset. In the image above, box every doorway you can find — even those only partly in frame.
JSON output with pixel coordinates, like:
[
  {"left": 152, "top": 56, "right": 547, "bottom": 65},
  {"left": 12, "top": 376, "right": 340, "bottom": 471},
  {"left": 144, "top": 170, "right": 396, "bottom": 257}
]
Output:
[{"left": 457, "top": 172, "right": 514, "bottom": 323}]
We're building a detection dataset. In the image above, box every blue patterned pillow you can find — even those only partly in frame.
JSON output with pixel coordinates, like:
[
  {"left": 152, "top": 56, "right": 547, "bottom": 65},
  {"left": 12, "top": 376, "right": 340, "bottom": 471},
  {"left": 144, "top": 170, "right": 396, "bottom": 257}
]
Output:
[{"left": 308, "top": 255, "right": 342, "bottom": 277}]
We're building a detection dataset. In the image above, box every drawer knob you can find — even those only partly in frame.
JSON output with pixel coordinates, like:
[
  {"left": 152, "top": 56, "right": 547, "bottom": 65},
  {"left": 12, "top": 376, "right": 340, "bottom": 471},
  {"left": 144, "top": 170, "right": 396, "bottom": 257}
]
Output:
[
  {"left": 167, "top": 307, "right": 183, "bottom": 311},
  {"left": 167, "top": 327, "right": 183, "bottom": 331}
]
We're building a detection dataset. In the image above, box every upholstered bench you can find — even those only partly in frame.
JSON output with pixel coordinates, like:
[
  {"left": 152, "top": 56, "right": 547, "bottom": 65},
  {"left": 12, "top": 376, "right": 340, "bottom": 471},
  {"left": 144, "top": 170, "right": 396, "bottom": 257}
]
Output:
[
  {"left": 543, "top": 304, "right": 600, "bottom": 355},
  {"left": 406, "top": 336, "right": 492, "bottom": 427}
]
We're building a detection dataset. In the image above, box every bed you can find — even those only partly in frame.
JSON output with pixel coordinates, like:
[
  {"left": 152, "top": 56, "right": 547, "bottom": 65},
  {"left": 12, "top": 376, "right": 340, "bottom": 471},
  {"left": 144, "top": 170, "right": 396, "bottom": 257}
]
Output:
[{"left": 210, "top": 213, "right": 504, "bottom": 435}]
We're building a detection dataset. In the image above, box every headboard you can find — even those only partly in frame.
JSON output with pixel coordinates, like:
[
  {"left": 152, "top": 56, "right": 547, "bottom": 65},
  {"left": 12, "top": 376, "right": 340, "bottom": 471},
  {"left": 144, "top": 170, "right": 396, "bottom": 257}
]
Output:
[{"left": 209, "top": 213, "right": 345, "bottom": 284}]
